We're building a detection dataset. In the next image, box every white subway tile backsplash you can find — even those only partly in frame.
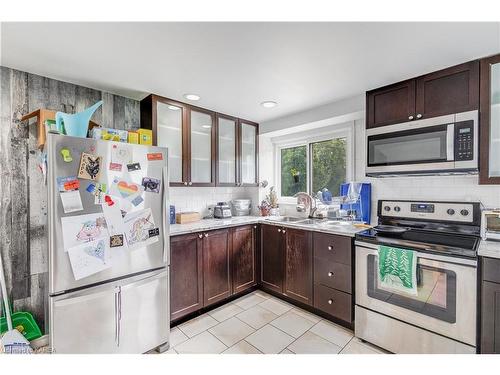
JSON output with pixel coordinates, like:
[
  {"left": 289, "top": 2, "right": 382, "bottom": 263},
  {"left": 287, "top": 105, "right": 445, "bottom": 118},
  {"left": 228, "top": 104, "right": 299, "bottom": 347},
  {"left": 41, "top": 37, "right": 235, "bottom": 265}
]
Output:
[{"left": 169, "top": 186, "right": 259, "bottom": 217}]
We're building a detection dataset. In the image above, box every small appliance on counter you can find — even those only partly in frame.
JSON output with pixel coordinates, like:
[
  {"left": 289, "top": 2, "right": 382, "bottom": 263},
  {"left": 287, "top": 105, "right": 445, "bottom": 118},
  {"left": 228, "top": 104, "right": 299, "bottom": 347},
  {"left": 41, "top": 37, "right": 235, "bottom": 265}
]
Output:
[
  {"left": 232, "top": 199, "right": 252, "bottom": 216},
  {"left": 214, "top": 202, "right": 232, "bottom": 219},
  {"left": 481, "top": 209, "right": 500, "bottom": 241}
]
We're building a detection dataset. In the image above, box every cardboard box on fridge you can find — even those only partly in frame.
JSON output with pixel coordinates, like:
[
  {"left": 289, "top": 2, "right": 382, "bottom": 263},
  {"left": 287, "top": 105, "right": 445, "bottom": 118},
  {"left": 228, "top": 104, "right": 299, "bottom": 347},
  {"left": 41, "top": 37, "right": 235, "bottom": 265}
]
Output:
[
  {"left": 138, "top": 129, "right": 153, "bottom": 145},
  {"left": 128, "top": 130, "right": 139, "bottom": 144},
  {"left": 90, "top": 127, "right": 128, "bottom": 143}
]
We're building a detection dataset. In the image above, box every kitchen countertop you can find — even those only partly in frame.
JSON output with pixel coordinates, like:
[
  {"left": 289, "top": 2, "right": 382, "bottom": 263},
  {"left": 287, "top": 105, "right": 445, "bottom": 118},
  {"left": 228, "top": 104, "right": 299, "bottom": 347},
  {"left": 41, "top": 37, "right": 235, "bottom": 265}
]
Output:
[
  {"left": 170, "top": 216, "right": 366, "bottom": 237},
  {"left": 478, "top": 239, "right": 500, "bottom": 259}
]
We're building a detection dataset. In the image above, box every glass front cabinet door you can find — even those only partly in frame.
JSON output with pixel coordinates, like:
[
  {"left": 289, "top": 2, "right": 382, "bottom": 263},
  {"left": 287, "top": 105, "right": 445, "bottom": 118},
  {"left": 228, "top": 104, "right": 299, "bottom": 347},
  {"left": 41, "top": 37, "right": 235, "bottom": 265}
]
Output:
[
  {"left": 216, "top": 114, "right": 238, "bottom": 186},
  {"left": 480, "top": 54, "right": 500, "bottom": 184},
  {"left": 155, "top": 99, "right": 186, "bottom": 186},
  {"left": 239, "top": 120, "right": 259, "bottom": 186}
]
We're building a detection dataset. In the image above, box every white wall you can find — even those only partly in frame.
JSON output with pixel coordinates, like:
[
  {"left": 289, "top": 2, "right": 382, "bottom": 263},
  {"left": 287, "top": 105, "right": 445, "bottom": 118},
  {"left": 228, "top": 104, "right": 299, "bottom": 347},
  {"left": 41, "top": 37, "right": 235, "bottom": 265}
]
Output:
[{"left": 259, "top": 97, "right": 500, "bottom": 224}]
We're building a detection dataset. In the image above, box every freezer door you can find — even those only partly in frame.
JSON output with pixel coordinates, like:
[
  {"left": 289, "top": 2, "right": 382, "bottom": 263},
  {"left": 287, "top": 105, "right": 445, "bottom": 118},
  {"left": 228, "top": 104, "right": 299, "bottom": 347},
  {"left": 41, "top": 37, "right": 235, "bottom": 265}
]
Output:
[
  {"left": 50, "top": 282, "right": 118, "bottom": 353},
  {"left": 117, "top": 268, "right": 169, "bottom": 353},
  {"left": 47, "top": 134, "right": 169, "bottom": 294}
]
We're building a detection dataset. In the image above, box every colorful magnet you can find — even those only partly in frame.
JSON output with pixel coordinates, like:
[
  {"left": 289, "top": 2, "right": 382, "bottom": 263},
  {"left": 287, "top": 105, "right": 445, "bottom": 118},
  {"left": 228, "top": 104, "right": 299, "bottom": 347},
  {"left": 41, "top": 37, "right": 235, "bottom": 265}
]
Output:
[
  {"left": 131, "top": 195, "right": 144, "bottom": 207},
  {"left": 109, "top": 162, "right": 122, "bottom": 172},
  {"left": 57, "top": 176, "right": 79, "bottom": 192},
  {"left": 148, "top": 228, "right": 160, "bottom": 238},
  {"left": 60, "top": 148, "right": 73, "bottom": 163},
  {"left": 147, "top": 152, "right": 163, "bottom": 161},
  {"left": 104, "top": 195, "right": 115, "bottom": 206},
  {"left": 127, "top": 162, "right": 141, "bottom": 172},
  {"left": 78, "top": 152, "right": 102, "bottom": 181},
  {"left": 142, "top": 177, "right": 160, "bottom": 193},
  {"left": 110, "top": 234, "right": 124, "bottom": 248}
]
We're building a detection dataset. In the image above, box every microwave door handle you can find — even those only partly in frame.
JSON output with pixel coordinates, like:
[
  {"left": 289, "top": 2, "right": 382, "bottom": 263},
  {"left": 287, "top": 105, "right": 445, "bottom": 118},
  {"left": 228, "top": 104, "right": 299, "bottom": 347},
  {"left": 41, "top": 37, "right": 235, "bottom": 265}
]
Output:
[{"left": 446, "top": 124, "right": 454, "bottom": 161}]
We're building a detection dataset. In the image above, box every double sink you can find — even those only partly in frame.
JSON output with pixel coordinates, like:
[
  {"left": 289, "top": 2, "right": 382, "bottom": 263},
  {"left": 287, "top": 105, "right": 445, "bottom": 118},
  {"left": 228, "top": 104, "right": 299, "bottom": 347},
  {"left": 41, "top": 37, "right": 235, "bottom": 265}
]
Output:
[{"left": 267, "top": 216, "right": 354, "bottom": 227}]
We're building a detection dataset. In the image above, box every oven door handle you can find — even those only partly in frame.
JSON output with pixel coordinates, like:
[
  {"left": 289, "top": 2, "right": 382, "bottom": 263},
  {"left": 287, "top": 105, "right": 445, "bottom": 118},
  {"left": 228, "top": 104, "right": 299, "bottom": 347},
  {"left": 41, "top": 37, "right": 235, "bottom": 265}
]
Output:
[
  {"left": 446, "top": 124, "right": 454, "bottom": 161},
  {"left": 355, "top": 241, "right": 477, "bottom": 267}
]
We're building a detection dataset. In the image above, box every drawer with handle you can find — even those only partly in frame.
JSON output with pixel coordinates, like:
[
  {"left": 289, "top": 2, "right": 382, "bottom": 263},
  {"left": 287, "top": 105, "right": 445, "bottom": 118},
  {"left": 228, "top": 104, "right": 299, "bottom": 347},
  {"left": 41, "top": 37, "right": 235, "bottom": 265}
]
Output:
[
  {"left": 313, "top": 233, "right": 352, "bottom": 265},
  {"left": 314, "top": 284, "right": 352, "bottom": 323},
  {"left": 314, "top": 258, "right": 352, "bottom": 293}
]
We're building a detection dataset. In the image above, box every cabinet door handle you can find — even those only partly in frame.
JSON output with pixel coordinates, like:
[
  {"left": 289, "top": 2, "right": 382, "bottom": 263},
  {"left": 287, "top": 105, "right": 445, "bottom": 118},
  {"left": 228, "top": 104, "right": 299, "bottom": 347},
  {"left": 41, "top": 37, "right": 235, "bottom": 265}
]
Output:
[
  {"left": 408, "top": 115, "right": 414, "bottom": 120},
  {"left": 253, "top": 225, "right": 257, "bottom": 229},
  {"left": 198, "top": 234, "right": 203, "bottom": 239},
  {"left": 277, "top": 228, "right": 281, "bottom": 232},
  {"left": 184, "top": 182, "right": 188, "bottom": 186},
  {"left": 328, "top": 299, "right": 333, "bottom": 305},
  {"left": 282, "top": 229, "right": 286, "bottom": 234},
  {"left": 327, "top": 245, "right": 333, "bottom": 251},
  {"left": 204, "top": 233, "right": 208, "bottom": 238},
  {"left": 188, "top": 181, "right": 193, "bottom": 186},
  {"left": 416, "top": 113, "right": 422, "bottom": 119},
  {"left": 328, "top": 272, "right": 334, "bottom": 277}
]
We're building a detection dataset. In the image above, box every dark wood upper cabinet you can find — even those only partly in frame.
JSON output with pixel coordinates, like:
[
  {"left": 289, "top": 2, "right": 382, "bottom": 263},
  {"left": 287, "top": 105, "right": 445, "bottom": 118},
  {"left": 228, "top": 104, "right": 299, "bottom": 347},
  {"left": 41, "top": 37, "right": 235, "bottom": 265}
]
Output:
[
  {"left": 231, "top": 225, "right": 257, "bottom": 294},
  {"left": 202, "top": 229, "right": 231, "bottom": 306},
  {"left": 479, "top": 54, "right": 500, "bottom": 184},
  {"left": 284, "top": 228, "right": 313, "bottom": 305},
  {"left": 141, "top": 94, "right": 258, "bottom": 187},
  {"left": 170, "top": 233, "right": 203, "bottom": 321},
  {"left": 366, "top": 60, "right": 479, "bottom": 129},
  {"left": 260, "top": 224, "right": 284, "bottom": 294},
  {"left": 416, "top": 60, "right": 479, "bottom": 119},
  {"left": 366, "top": 80, "right": 416, "bottom": 128}
]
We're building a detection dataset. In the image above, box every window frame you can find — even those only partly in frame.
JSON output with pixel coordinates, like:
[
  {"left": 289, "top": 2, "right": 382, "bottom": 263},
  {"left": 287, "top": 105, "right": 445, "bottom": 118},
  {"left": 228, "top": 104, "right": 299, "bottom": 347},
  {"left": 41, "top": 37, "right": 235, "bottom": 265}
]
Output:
[{"left": 273, "top": 123, "right": 355, "bottom": 204}]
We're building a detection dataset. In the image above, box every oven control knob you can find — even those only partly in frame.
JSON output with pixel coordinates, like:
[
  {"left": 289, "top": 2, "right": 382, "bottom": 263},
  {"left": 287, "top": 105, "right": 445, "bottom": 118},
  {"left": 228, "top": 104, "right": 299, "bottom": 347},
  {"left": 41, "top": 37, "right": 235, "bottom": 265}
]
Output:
[
  {"left": 447, "top": 209, "right": 455, "bottom": 216},
  {"left": 460, "top": 209, "right": 470, "bottom": 216},
  {"left": 394, "top": 206, "right": 401, "bottom": 212},
  {"left": 384, "top": 206, "right": 391, "bottom": 212}
]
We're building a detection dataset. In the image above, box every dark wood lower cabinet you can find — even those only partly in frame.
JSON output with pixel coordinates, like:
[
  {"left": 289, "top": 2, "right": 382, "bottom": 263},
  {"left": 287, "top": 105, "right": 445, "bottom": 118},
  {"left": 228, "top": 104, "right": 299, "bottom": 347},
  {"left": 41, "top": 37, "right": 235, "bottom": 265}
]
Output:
[
  {"left": 170, "top": 233, "right": 203, "bottom": 321},
  {"left": 232, "top": 225, "right": 257, "bottom": 294},
  {"left": 284, "top": 228, "right": 313, "bottom": 305},
  {"left": 260, "top": 224, "right": 284, "bottom": 293},
  {"left": 481, "top": 257, "right": 500, "bottom": 353},
  {"left": 170, "top": 223, "right": 354, "bottom": 328},
  {"left": 202, "top": 229, "right": 231, "bottom": 306}
]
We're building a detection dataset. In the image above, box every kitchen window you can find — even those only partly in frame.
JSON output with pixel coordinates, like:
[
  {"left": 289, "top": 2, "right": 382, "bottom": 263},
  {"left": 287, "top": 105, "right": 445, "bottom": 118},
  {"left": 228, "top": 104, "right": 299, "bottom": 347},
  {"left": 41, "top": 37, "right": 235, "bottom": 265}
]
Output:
[{"left": 275, "top": 124, "right": 354, "bottom": 200}]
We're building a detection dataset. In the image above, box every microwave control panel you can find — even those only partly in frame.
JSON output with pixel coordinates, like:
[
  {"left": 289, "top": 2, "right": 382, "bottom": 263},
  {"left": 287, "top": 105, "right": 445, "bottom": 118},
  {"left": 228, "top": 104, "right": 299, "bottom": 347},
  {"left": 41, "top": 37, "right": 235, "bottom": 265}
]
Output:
[{"left": 454, "top": 120, "right": 474, "bottom": 161}]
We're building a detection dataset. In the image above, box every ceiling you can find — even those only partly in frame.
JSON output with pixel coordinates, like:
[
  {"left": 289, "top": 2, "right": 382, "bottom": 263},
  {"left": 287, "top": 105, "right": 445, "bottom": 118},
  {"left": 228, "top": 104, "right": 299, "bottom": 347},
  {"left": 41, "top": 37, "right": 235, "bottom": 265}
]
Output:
[{"left": 1, "top": 22, "right": 499, "bottom": 122}]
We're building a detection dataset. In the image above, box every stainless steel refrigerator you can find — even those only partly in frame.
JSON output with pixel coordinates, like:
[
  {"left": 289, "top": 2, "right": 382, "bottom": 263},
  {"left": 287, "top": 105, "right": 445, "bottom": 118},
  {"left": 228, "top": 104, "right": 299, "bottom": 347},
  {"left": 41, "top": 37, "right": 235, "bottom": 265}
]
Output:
[{"left": 46, "top": 133, "right": 170, "bottom": 354}]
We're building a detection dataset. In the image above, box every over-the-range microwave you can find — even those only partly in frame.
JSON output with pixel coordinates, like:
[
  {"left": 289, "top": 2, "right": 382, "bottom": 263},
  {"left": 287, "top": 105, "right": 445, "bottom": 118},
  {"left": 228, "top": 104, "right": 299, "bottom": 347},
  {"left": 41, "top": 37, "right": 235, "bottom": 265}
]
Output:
[{"left": 365, "top": 110, "right": 478, "bottom": 177}]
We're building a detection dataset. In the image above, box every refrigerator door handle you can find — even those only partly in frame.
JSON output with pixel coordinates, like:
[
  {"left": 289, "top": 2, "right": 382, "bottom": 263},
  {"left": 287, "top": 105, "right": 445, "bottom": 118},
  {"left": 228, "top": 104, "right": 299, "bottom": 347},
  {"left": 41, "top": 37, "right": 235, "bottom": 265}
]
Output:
[
  {"left": 114, "top": 291, "right": 118, "bottom": 346},
  {"left": 117, "top": 287, "right": 122, "bottom": 347},
  {"left": 161, "top": 165, "right": 170, "bottom": 266}
]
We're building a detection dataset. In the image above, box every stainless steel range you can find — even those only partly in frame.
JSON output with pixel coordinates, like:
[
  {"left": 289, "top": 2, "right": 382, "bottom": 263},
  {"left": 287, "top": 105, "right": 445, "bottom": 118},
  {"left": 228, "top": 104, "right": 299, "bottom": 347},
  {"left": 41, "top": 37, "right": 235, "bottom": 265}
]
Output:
[{"left": 355, "top": 199, "right": 481, "bottom": 354}]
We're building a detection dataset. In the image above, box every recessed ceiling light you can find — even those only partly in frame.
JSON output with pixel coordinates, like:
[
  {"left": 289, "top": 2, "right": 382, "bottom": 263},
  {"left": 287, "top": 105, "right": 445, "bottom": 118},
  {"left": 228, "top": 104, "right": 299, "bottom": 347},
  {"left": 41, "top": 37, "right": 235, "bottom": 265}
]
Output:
[
  {"left": 167, "top": 105, "right": 180, "bottom": 110},
  {"left": 261, "top": 101, "right": 277, "bottom": 108},
  {"left": 184, "top": 93, "right": 200, "bottom": 101},
  {"left": 202, "top": 125, "right": 212, "bottom": 129}
]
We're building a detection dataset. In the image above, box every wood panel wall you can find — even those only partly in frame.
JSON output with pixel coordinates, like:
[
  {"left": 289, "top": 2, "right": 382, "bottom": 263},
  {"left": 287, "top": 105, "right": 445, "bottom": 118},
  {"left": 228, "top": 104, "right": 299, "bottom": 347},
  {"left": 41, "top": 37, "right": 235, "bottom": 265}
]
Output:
[{"left": 0, "top": 66, "right": 140, "bottom": 332}]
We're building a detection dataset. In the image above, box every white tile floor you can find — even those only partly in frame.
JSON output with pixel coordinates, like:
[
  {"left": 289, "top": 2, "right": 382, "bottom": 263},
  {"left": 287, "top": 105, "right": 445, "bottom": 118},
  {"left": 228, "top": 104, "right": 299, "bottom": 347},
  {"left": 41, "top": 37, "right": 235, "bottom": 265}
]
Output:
[{"left": 167, "top": 291, "right": 386, "bottom": 354}]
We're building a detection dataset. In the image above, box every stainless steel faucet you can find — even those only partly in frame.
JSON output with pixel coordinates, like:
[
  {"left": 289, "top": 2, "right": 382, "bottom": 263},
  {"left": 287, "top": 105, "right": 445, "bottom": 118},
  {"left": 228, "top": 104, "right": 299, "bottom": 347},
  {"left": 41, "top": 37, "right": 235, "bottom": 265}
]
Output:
[{"left": 293, "top": 192, "right": 317, "bottom": 218}]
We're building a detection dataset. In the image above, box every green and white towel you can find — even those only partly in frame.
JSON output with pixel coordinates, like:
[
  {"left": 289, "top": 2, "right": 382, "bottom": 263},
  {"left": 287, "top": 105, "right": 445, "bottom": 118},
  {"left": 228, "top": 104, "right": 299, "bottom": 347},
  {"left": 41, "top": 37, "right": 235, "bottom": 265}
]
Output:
[{"left": 378, "top": 245, "right": 417, "bottom": 295}]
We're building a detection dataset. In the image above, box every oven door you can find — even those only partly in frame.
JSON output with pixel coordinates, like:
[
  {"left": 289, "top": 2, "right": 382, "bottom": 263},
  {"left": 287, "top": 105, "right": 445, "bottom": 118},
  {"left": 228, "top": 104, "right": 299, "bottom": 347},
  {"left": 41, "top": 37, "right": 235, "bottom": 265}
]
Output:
[
  {"left": 366, "top": 121, "right": 455, "bottom": 175},
  {"left": 355, "top": 242, "right": 477, "bottom": 346}
]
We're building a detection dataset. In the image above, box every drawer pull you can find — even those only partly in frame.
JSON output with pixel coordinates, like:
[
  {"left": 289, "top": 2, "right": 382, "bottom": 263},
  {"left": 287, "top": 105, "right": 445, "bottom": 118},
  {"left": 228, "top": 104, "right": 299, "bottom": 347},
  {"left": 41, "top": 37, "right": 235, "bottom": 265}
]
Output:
[
  {"left": 328, "top": 272, "right": 334, "bottom": 277},
  {"left": 204, "top": 233, "right": 208, "bottom": 238},
  {"left": 278, "top": 228, "right": 281, "bottom": 233},
  {"left": 328, "top": 299, "right": 333, "bottom": 305},
  {"left": 282, "top": 229, "right": 286, "bottom": 234},
  {"left": 198, "top": 234, "right": 203, "bottom": 239},
  {"left": 327, "top": 245, "right": 333, "bottom": 251}
]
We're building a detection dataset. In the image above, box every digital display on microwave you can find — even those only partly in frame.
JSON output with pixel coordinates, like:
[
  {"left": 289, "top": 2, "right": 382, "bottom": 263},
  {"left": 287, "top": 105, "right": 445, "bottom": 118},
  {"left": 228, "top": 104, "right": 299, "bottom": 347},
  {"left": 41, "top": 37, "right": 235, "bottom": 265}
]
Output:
[{"left": 459, "top": 128, "right": 471, "bottom": 134}]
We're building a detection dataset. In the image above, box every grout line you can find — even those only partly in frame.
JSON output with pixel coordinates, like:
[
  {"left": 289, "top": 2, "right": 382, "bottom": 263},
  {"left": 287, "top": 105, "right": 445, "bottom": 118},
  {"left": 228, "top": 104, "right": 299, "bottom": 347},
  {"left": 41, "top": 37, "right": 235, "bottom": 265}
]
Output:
[{"left": 226, "top": 339, "right": 263, "bottom": 354}]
